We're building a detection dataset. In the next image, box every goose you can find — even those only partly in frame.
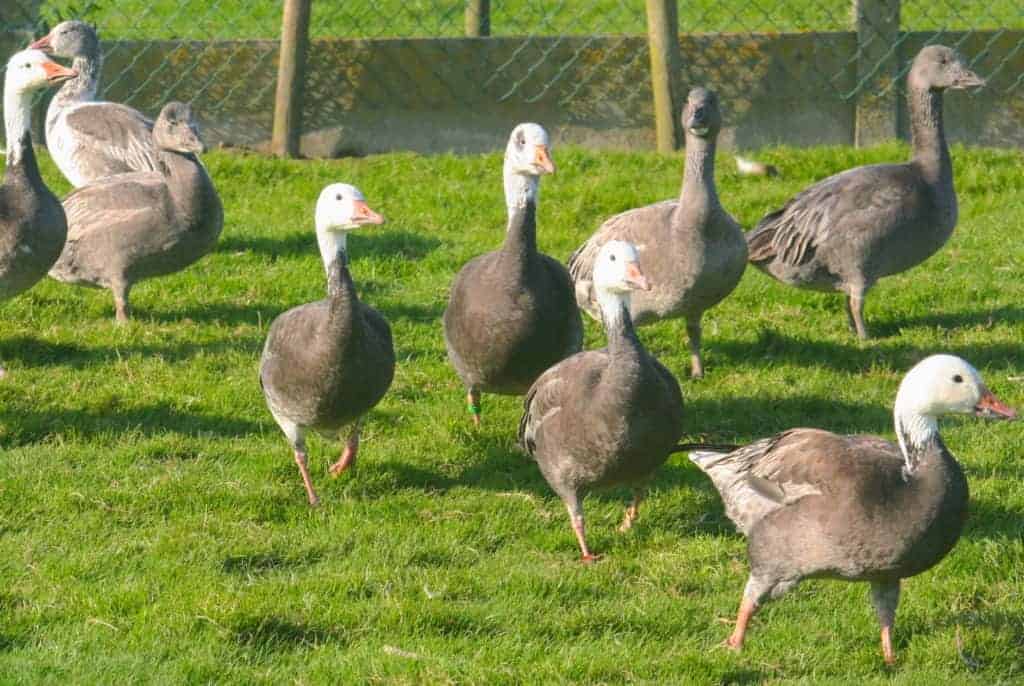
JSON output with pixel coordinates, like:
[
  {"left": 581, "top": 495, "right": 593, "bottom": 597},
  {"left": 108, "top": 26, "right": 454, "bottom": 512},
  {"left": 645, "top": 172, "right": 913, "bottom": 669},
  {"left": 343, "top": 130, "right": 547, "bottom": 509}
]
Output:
[
  {"left": 444, "top": 123, "right": 581, "bottom": 425},
  {"left": 49, "top": 101, "right": 223, "bottom": 321},
  {"left": 0, "top": 50, "right": 76, "bottom": 373},
  {"left": 568, "top": 88, "right": 747, "bottom": 378},
  {"left": 746, "top": 46, "right": 985, "bottom": 339},
  {"left": 31, "top": 20, "right": 162, "bottom": 187},
  {"left": 259, "top": 184, "right": 393, "bottom": 507},
  {"left": 519, "top": 240, "right": 684, "bottom": 561},
  {"left": 689, "top": 355, "right": 1016, "bottom": 664}
]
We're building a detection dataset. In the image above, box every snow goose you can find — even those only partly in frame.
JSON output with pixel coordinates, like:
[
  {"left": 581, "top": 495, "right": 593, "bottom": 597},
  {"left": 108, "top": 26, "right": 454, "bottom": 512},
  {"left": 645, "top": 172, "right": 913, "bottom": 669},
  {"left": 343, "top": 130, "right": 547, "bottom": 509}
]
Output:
[
  {"left": 568, "top": 88, "right": 747, "bottom": 378},
  {"left": 259, "top": 184, "right": 393, "bottom": 506},
  {"left": 746, "top": 46, "right": 985, "bottom": 339},
  {"left": 689, "top": 355, "right": 1016, "bottom": 664},
  {"left": 31, "top": 20, "right": 162, "bottom": 187},
  {"left": 0, "top": 50, "right": 76, "bottom": 372},
  {"left": 49, "top": 101, "right": 223, "bottom": 321},
  {"left": 444, "top": 123, "right": 581, "bottom": 425},
  {"left": 520, "top": 240, "right": 684, "bottom": 561}
]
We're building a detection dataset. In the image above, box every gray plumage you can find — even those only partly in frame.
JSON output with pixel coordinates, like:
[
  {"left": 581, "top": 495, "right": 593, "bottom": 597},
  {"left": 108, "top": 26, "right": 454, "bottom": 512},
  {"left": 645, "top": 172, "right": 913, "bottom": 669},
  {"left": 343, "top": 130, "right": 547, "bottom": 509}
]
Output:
[
  {"left": 444, "top": 123, "right": 581, "bottom": 423},
  {"left": 34, "top": 21, "right": 162, "bottom": 187},
  {"left": 689, "top": 354, "right": 1017, "bottom": 664},
  {"left": 0, "top": 50, "right": 76, "bottom": 373},
  {"left": 259, "top": 183, "right": 393, "bottom": 506},
  {"left": 568, "top": 88, "right": 747, "bottom": 378},
  {"left": 49, "top": 101, "right": 223, "bottom": 321},
  {"left": 520, "top": 240, "right": 683, "bottom": 561},
  {"left": 746, "top": 46, "right": 985, "bottom": 339}
]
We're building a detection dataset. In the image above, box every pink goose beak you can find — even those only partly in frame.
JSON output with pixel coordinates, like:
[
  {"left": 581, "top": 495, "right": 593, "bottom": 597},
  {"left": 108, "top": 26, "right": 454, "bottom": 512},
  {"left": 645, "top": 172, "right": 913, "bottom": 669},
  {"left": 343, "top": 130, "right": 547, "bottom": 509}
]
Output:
[
  {"left": 29, "top": 33, "right": 53, "bottom": 51},
  {"left": 974, "top": 390, "right": 1017, "bottom": 420},
  {"left": 353, "top": 200, "right": 385, "bottom": 226}
]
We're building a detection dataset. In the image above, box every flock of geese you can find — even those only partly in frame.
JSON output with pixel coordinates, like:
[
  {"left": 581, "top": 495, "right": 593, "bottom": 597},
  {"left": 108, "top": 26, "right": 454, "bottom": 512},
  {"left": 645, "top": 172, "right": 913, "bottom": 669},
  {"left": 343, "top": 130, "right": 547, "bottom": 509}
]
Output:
[{"left": 1, "top": 20, "right": 1018, "bottom": 666}]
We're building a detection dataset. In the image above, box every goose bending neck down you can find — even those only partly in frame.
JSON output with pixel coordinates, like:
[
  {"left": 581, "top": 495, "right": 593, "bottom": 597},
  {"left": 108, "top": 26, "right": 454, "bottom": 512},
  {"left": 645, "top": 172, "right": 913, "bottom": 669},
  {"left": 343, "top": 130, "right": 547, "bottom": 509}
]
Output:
[
  {"left": 688, "top": 355, "right": 1016, "bottom": 665},
  {"left": 48, "top": 101, "right": 223, "bottom": 321},
  {"left": 260, "top": 184, "right": 392, "bottom": 506}
]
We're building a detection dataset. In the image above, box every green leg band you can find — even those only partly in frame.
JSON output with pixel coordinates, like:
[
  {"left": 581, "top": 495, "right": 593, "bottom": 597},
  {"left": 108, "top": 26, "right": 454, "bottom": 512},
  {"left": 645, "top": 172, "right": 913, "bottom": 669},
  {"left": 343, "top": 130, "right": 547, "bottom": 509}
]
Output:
[{"left": 467, "top": 402, "right": 481, "bottom": 415}]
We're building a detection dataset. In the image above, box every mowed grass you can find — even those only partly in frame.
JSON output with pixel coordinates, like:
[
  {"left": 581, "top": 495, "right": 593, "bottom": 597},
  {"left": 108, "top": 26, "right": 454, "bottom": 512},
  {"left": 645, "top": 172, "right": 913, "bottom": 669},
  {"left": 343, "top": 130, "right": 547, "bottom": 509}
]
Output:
[
  {"left": 32, "top": 0, "right": 1024, "bottom": 40},
  {"left": 0, "top": 141, "right": 1022, "bottom": 684}
]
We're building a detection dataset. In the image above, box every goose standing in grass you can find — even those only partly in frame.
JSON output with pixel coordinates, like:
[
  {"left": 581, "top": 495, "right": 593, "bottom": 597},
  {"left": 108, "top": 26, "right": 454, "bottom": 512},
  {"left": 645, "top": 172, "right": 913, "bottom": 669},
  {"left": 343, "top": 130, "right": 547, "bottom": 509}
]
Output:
[
  {"left": 689, "top": 355, "right": 1016, "bottom": 664},
  {"left": 0, "top": 50, "right": 76, "bottom": 374},
  {"left": 444, "top": 123, "right": 581, "bottom": 425},
  {"left": 49, "top": 101, "right": 223, "bottom": 322},
  {"left": 568, "top": 88, "right": 746, "bottom": 378},
  {"left": 260, "top": 184, "right": 393, "bottom": 507},
  {"left": 746, "top": 46, "right": 985, "bottom": 339},
  {"left": 31, "top": 20, "right": 162, "bottom": 187},
  {"left": 520, "top": 241, "right": 683, "bottom": 562}
]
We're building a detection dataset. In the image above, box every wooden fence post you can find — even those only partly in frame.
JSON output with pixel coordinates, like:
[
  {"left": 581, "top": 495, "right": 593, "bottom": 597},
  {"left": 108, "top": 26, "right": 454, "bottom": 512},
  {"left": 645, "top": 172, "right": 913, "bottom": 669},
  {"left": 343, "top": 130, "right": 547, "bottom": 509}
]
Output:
[
  {"left": 854, "top": 0, "right": 900, "bottom": 147},
  {"left": 645, "top": 0, "right": 681, "bottom": 152},
  {"left": 271, "top": 0, "right": 312, "bottom": 158},
  {"left": 465, "top": 0, "right": 490, "bottom": 37}
]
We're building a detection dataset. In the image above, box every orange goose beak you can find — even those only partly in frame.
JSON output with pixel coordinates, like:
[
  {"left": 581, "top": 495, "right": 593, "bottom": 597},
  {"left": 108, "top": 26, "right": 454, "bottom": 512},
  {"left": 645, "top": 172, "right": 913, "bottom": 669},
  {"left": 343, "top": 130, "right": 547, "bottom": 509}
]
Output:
[
  {"left": 533, "top": 144, "right": 555, "bottom": 174},
  {"left": 41, "top": 61, "right": 77, "bottom": 84},
  {"left": 624, "top": 261, "right": 651, "bottom": 291},
  {"left": 353, "top": 200, "right": 385, "bottom": 226},
  {"left": 974, "top": 390, "right": 1017, "bottom": 420}
]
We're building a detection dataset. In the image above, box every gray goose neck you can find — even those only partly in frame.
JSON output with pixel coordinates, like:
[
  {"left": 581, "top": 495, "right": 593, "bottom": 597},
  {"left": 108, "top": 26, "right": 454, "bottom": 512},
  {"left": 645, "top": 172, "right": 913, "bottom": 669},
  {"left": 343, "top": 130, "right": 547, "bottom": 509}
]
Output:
[
  {"left": 598, "top": 292, "right": 642, "bottom": 358},
  {"left": 908, "top": 86, "right": 950, "bottom": 186},
  {"left": 501, "top": 195, "right": 538, "bottom": 263},
  {"left": 53, "top": 52, "right": 102, "bottom": 108},
  {"left": 678, "top": 135, "right": 719, "bottom": 211}
]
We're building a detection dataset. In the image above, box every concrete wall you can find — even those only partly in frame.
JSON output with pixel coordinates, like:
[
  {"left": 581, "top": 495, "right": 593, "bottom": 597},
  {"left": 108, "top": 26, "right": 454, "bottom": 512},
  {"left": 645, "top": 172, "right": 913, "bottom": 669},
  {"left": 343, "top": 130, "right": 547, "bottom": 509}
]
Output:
[{"left": 1, "top": 30, "right": 1021, "bottom": 155}]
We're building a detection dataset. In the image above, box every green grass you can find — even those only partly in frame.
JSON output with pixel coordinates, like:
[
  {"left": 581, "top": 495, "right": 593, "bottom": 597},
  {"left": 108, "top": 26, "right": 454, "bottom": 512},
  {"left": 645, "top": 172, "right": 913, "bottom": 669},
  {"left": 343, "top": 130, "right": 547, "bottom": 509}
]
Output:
[
  {"left": 30, "top": 0, "right": 1024, "bottom": 40},
  {"left": 0, "top": 141, "right": 1022, "bottom": 684}
]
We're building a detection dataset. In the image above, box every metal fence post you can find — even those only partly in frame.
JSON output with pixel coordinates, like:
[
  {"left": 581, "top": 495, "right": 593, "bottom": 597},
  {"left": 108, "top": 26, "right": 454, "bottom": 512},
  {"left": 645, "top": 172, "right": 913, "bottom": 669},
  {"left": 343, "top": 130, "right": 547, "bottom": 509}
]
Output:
[
  {"left": 645, "top": 0, "right": 681, "bottom": 152},
  {"left": 465, "top": 0, "right": 491, "bottom": 37},
  {"left": 271, "top": 0, "right": 312, "bottom": 158},
  {"left": 854, "top": 0, "right": 900, "bottom": 147}
]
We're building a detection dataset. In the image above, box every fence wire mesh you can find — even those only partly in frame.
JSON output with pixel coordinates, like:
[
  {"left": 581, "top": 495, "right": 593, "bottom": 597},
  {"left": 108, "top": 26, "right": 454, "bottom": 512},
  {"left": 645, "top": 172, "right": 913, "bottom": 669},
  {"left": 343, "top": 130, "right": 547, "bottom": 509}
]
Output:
[{"left": 1, "top": 1, "right": 1022, "bottom": 152}]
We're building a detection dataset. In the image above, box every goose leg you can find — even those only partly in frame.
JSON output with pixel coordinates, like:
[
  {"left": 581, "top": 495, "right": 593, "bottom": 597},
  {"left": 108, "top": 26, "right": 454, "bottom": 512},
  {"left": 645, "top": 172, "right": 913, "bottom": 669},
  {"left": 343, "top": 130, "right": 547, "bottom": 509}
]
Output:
[
  {"left": 565, "top": 496, "right": 600, "bottom": 563},
  {"left": 725, "top": 576, "right": 773, "bottom": 651},
  {"left": 870, "top": 580, "right": 901, "bottom": 666},
  {"left": 293, "top": 449, "right": 319, "bottom": 507},
  {"left": 467, "top": 388, "right": 482, "bottom": 427},
  {"left": 329, "top": 419, "right": 362, "bottom": 478},
  {"left": 617, "top": 488, "right": 646, "bottom": 533},
  {"left": 686, "top": 316, "right": 704, "bottom": 378},
  {"left": 112, "top": 280, "right": 132, "bottom": 323},
  {"left": 845, "top": 287, "right": 869, "bottom": 340}
]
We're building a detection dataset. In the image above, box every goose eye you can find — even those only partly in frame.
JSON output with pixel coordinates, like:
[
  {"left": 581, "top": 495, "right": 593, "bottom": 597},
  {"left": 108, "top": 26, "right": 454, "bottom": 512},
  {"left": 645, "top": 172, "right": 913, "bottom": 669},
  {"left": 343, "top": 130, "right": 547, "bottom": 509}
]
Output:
[
  {"left": 609, "top": 254, "right": 616, "bottom": 262},
  {"left": 952, "top": 374, "right": 963, "bottom": 383},
  {"left": 335, "top": 194, "right": 342, "bottom": 201}
]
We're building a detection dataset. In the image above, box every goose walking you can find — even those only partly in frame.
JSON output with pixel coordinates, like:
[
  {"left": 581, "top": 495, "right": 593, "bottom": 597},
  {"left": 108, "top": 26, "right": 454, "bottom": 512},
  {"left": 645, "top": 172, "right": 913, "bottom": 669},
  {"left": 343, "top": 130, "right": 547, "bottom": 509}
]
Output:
[
  {"left": 689, "top": 355, "right": 1016, "bottom": 664},
  {"left": 746, "top": 46, "right": 984, "bottom": 339},
  {"left": 520, "top": 241, "right": 684, "bottom": 561},
  {"left": 0, "top": 50, "right": 76, "bottom": 373},
  {"left": 31, "top": 20, "right": 162, "bottom": 187},
  {"left": 49, "top": 101, "right": 223, "bottom": 321},
  {"left": 568, "top": 89, "right": 747, "bottom": 378},
  {"left": 444, "top": 123, "right": 581, "bottom": 425},
  {"left": 260, "top": 184, "right": 393, "bottom": 506}
]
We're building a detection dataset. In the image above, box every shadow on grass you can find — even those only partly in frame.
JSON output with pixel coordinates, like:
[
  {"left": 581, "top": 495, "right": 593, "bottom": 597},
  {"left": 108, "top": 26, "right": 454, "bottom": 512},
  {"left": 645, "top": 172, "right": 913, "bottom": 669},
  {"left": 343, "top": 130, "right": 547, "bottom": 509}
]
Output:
[
  {"left": 0, "top": 334, "right": 261, "bottom": 369},
  {"left": 716, "top": 328, "right": 1024, "bottom": 375},
  {"left": 872, "top": 304, "right": 1024, "bottom": 339},
  {"left": 140, "top": 301, "right": 286, "bottom": 328},
  {"left": 221, "top": 550, "right": 324, "bottom": 576},
  {"left": 964, "top": 497, "right": 1024, "bottom": 540},
  {"left": 0, "top": 403, "right": 262, "bottom": 447},
  {"left": 232, "top": 615, "right": 347, "bottom": 653},
  {"left": 221, "top": 229, "right": 440, "bottom": 262}
]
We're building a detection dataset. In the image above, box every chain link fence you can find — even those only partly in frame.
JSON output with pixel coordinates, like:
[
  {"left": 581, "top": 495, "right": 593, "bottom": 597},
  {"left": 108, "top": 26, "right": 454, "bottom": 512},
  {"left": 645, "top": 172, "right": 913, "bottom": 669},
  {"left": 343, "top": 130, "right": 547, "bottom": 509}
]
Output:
[{"left": 1, "top": 1, "right": 1022, "bottom": 153}]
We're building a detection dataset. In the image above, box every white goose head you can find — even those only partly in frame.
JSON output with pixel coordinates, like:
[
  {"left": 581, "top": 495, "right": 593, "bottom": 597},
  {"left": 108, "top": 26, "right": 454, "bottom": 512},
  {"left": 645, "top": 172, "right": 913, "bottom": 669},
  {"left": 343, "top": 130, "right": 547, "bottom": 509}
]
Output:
[
  {"left": 4, "top": 49, "right": 77, "bottom": 97},
  {"left": 592, "top": 240, "right": 650, "bottom": 322},
  {"left": 314, "top": 183, "right": 384, "bottom": 270},
  {"left": 894, "top": 354, "right": 1016, "bottom": 473},
  {"left": 503, "top": 123, "right": 554, "bottom": 209}
]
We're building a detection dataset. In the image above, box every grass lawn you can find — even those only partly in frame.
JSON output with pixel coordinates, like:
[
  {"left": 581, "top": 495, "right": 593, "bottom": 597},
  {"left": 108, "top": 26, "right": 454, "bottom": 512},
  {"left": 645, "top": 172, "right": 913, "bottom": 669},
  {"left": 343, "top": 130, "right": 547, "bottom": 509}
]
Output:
[
  {"left": 0, "top": 141, "right": 1022, "bottom": 683},
  {"left": 28, "top": 0, "right": 1024, "bottom": 40}
]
